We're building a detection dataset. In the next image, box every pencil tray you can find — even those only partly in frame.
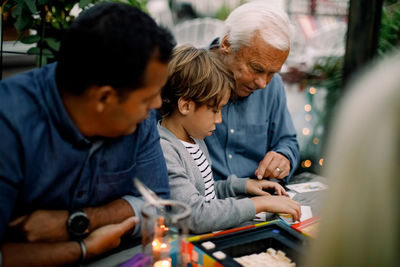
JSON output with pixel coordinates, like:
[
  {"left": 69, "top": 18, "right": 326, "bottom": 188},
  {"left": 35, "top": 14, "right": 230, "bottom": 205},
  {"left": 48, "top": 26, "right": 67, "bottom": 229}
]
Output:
[{"left": 186, "top": 220, "right": 308, "bottom": 267}]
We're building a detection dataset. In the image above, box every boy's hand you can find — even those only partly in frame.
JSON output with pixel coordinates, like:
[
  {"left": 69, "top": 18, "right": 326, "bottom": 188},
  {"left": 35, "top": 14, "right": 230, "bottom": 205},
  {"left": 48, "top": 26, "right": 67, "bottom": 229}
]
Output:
[
  {"left": 246, "top": 179, "right": 287, "bottom": 196},
  {"left": 251, "top": 196, "right": 301, "bottom": 221}
]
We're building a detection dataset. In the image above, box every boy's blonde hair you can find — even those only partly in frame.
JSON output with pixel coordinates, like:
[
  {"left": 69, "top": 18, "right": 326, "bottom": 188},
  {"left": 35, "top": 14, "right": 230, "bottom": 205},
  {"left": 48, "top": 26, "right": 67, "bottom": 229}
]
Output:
[{"left": 160, "top": 45, "right": 234, "bottom": 117}]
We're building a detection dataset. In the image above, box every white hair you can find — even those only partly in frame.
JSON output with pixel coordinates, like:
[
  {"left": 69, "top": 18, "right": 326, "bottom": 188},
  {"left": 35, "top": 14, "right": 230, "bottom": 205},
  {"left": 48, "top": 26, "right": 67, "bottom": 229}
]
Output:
[
  {"left": 305, "top": 49, "right": 400, "bottom": 266},
  {"left": 223, "top": 1, "right": 291, "bottom": 51}
]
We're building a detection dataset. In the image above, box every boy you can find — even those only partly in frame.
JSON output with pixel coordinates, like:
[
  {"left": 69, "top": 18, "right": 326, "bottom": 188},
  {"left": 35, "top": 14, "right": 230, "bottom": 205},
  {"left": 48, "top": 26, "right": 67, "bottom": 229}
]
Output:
[{"left": 158, "top": 45, "right": 300, "bottom": 234}]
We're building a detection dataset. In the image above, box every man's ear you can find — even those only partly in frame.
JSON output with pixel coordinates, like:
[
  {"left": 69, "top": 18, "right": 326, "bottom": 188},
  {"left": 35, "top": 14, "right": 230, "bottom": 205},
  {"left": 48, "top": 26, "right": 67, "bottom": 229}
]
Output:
[
  {"left": 94, "top": 85, "right": 117, "bottom": 113},
  {"left": 220, "top": 35, "right": 232, "bottom": 54},
  {"left": 177, "top": 97, "right": 193, "bottom": 115}
]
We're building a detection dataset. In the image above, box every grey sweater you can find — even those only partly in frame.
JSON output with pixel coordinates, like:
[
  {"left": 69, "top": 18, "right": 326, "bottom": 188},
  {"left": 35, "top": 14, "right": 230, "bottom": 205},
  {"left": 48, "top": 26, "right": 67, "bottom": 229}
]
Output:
[{"left": 158, "top": 124, "right": 256, "bottom": 234}]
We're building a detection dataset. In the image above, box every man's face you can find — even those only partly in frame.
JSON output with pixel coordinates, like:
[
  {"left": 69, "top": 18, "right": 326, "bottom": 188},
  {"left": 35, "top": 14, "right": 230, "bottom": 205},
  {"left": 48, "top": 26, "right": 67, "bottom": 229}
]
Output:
[
  {"left": 100, "top": 58, "right": 168, "bottom": 137},
  {"left": 224, "top": 34, "right": 289, "bottom": 97}
]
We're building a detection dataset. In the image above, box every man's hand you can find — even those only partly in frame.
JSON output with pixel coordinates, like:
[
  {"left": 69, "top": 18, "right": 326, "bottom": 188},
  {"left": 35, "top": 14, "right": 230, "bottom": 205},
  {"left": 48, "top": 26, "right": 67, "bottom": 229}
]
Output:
[
  {"left": 246, "top": 179, "right": 287, "bottom": 196},
  {"left": 7, "top": 198, "right": 136, "bottom": 243},
  {"left": 251, "top": 195, "right": 301, "bottom": 221},
  {"left": 8, "top": 210, "right": 69, "bottom": 242},
  {"left": 1, "top": 217, "right": 139, "bottom": 266},
  {"left": 84, "top": 216, "right": 138, "bottom": 259},
  {"left": 254, "top": 151, "right": 290, "bottom": 179}
]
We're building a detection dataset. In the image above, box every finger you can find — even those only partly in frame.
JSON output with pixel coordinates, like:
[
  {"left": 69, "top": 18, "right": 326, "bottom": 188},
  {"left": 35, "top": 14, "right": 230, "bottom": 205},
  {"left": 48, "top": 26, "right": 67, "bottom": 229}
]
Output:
[
  {"left": 8, "top": 215, "right": 28, "bottom": 228},
  {"left": 285, "top": 205, "right": 299, "bottom": 222},
  {"left": 269, "top": 158, "right": 283, "bottom": 178},
  {"left": 291, "top": 210, "right": 299, "bottom": 222},
  {"left": 253, "top": 186, "right": 271, "bottom": 196},
  {"left": 277, "top": 169, "right": 289, "bottom": 179},
  {"left": 263, "top": 166, "right": 274, "bottom": 178},
  {"left": 255, "top": 155, "right": 273, "bottom": 179},
  {"left": 116, "top": 217, "right": 139, "bottom": 236},
  {"left": 292, "top": 202, "right": 301, "bottom": 221},
  {"left": 258, "top": 190, "right": 271, "bottom": 196},
  {"left": 255, "top": 166, "right": 265, "bottom": 180},
  {"left": 276, "top": 185, "right": 286, "bottom": 196},
  {"left": 265, "top": 160, "right": 282, "bottom": 178},
  {"left": 277, "top": 157, "right": 291, "bottom": 179}
]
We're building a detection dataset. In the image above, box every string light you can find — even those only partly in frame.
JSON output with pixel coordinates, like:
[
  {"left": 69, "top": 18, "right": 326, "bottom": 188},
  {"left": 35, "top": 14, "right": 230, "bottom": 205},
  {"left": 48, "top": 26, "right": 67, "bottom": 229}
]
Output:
[
  {"left": 301, "top": 160, "right": 312, "bottom": 168},
  {"left": 304, "top": 104, "right": 312, "bottom": 112},
  {"left": 305, "top": 114, "right": 312, "bottom": 121},
  {"left": 313, "top": 138, "right": 319, "bottom": 144},
  {"left": 302, "top": 128, "right": 310, "bottom": 135},
  {"left": 309, "top": 87, "right": 317, "bottom": 95},
  {"left": 319, "top": 158, "right": 324, "bottom": 166}
]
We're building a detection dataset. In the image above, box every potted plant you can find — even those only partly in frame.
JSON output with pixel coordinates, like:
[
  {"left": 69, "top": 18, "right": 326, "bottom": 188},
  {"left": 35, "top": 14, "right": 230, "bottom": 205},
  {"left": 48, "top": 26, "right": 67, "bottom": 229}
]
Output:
[{"left": 3, "top": 0, "right": 147, "bottom": 66}]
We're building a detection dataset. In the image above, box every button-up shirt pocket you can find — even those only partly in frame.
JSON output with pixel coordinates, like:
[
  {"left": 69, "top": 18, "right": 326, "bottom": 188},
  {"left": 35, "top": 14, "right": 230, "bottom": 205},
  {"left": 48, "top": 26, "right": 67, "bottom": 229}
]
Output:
[
  {"left": 245, "top": 123, "right": 268, "bottom": 160},
  {"left": 95, "top": 163, "right": 136, "bottom": 204}
]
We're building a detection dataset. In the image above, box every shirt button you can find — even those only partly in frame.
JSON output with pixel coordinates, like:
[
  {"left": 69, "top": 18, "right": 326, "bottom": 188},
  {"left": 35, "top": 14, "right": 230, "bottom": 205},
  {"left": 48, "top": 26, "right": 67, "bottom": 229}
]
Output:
[
  {"left": 230, "top": 129, "right": 235, "bottom": 134},
  {"left": 228, "top": 154, "right": 232, "bottom": 159}
]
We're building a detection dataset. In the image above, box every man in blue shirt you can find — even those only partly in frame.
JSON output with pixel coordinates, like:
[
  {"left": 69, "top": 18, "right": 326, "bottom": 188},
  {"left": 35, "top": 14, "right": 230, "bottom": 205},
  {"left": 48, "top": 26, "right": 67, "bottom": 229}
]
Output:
[
  {"left": 0, "top": 2, "right": 174, "bottom": 266},
  {"left": 206, "top": 2, "right": 299, "bottom": 183}
]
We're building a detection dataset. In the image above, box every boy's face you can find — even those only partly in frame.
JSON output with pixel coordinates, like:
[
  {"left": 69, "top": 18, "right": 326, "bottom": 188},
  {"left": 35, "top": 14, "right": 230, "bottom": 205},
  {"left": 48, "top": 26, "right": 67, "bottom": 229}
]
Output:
[{"left": 185, "top": 89, "right": 230, "bottom": 140}]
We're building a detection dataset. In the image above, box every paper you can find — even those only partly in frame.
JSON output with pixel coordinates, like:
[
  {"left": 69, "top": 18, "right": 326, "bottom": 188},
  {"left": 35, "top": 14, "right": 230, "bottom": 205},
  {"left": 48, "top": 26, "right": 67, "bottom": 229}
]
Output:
[
  {"left": 253, "top": 212, "right": 274, "bottom": 222},
  {"left": 286, "top": 181, "right": 328, "bottom": 193},
  {"left": 286, "top": 191, "right": 296, "bottom": 198}
]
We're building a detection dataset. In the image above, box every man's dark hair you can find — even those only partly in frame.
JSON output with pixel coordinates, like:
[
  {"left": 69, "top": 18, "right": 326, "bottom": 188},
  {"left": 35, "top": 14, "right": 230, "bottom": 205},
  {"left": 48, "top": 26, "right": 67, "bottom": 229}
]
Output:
[{"left": 56, "top": 2, "right": 175, "bottom": 96}]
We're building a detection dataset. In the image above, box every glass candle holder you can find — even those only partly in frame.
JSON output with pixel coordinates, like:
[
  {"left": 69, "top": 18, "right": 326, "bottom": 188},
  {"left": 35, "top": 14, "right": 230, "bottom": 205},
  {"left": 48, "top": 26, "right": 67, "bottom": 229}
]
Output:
[{"left": 141, "top": 199, "right": 191, "bottom": 267}]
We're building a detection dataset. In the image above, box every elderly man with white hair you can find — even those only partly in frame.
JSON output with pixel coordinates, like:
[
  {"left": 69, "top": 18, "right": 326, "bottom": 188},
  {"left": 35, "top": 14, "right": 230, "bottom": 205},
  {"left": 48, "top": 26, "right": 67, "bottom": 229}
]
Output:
[{"left": 206, "top": 1, "right": 299, "bottom": 183}]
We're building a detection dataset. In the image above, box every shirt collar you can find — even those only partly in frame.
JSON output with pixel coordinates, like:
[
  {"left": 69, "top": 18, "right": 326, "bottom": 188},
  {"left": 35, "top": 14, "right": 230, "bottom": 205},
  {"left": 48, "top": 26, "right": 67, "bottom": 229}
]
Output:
[{"left": 42, "top": 63, "right": 91, "bottom": 147}]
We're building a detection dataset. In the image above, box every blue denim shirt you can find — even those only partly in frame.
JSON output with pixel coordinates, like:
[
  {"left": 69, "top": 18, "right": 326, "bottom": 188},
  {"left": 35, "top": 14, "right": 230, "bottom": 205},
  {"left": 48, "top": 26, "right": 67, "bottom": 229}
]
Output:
[
  {"left": 205, "top": 74, "right": 299, "bottom": 183},
  {"left": 0, "top": 63, "right": 169, "bottom": 241}
]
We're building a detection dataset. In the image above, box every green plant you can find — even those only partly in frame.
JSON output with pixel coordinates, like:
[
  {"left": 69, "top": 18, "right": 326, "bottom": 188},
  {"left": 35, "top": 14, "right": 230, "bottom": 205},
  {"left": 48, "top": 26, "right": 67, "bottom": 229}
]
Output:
[
  {"left": 378, "top": 1, "right": 400, "bottom": 55},
  {"left": 4, "top": 0, "right": 147, "bottom": 66},
  {"left": 299, "top": 2, "right": 400, "bottom": 175},
  {"left": 214, "top": 0, "right": 245, "bottom": 21},
  {"left": 296, "top": 56, "right": 343, "bottom": 175}
]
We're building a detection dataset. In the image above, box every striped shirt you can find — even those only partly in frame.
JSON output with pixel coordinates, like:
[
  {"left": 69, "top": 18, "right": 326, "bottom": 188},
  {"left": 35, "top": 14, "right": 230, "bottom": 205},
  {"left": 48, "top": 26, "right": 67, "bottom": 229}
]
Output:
[{"left": 181, "top": 140, "right": 216, "bottom": 202}]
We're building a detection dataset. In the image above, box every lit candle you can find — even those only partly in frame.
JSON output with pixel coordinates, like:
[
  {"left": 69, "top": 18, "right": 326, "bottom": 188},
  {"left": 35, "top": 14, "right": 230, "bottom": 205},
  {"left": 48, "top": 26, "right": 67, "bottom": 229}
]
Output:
[
  {"left": 152, "top": 239, "right": 170, "bottom": 260},
  {"left": 153, "top": 258, "right": 171, "bottom": 267}
]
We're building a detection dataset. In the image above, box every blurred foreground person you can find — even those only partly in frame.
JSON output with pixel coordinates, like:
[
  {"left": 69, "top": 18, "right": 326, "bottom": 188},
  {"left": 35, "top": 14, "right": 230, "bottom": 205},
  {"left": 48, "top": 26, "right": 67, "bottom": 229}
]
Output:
[
  {"left": 0, "top": 2, "right": 174, "bottom": 266},
  {"left": 305, "top": 50, "right": 400, "bottom": 267}
]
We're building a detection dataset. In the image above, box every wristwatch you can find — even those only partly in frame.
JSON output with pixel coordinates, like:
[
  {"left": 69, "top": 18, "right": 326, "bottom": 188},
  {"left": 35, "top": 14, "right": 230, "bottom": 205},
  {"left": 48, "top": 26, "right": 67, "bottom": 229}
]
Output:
[{"left": 67, "top": 210, "right": 90, "bottom": 239}]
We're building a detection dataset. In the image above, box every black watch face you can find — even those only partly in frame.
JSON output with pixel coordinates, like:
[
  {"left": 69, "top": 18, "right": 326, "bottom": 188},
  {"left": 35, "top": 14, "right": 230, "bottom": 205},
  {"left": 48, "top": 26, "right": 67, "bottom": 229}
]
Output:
[{"left": 69, "top": 213, "right": 90, "bottom": 236}]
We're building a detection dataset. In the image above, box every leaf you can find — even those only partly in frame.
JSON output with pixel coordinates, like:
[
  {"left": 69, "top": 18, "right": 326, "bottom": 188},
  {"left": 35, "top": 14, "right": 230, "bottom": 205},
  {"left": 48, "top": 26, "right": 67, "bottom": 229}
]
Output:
[
  {"left": 45, "top": 37, "right": 61, "bottom": 51},
  {"left": 20, "top": 35, "right": 41, "bottom": 44},
  {"left": 23, "top": 0, "right": 38, "bottom": 14},
  {"left": 11, "top": 3, "right": 23, "bottom": 19},
  {"left": 40, "top": 48, "right": 54, "bottom": 57},
  {"left": 27, "top": 47, "right": 53, "bottom": 56},
  {"left": 50, "top": 20, "right": 61, "bottom": 30},
  {"left": 36, "top": 55, "right": 48, "bottom": 67},
  {"left": 79, "top": 0, "right": 92, "bottom": 9},
  {"left": 14, "top": 16, "right": 32, "bottom": 35},
  {"left": 38, "top": 0, "right": 50, "bottom": 4},
  {"left": 27, "top": 47, "right": 41, "bottom": 55}
]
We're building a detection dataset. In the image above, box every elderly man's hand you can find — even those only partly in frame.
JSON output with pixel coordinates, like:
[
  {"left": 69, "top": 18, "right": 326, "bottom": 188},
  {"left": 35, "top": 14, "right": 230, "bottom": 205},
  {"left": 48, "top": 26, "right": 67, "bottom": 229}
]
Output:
[
  {"left": 254, "top": 151, "right": 290, "bottom": 179},
  {"left": 8, "top": 210, "right": 70, "bottom": 242},
  {"left": 84, "top": 217, "right": 138, "bottom": 259}
]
